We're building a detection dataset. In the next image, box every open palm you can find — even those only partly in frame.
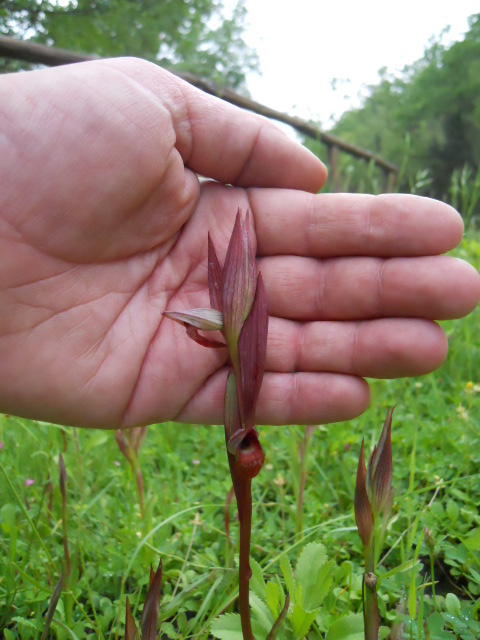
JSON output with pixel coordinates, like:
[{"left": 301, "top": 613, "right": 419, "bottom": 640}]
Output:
[{"left": 1, "top": 58, "right": 478, "bottom": 428}]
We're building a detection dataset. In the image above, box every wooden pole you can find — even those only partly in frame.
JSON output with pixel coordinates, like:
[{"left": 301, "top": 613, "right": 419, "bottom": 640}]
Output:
[
  {"left": 327, "top": 144, "right": 342, "bottom": 192},
  {"left": 0, "top": 36, "right": 398, "bottom": 179}
]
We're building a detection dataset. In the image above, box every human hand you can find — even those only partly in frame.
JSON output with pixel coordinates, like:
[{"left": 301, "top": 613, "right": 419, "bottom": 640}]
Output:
[{"left": 0, "top": 58, "right": 478, "bottom": 428}]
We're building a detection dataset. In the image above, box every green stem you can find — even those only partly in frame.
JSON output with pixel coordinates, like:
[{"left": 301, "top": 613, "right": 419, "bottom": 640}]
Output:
[
  {"left": 363, "top": 572, "right": 379, "bottom": 640},
  {"left": 295, "top": 425, "right": 315, "bottom": 537},
  {"left": 363, "top": 541, "right": 379, "bottom": 640},
  {"left": 429, "top": 552, "right": 436, "bottom": 611}
]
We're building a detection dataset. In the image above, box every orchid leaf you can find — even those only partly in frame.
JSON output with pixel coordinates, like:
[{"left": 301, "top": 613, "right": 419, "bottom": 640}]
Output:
[
  {"left": 163, "top": 308, "right": 223, "bottom": 331},
  {"left": 208, "top": 234, "right": 223, "bottom": 312},
  {"left": 238, "top": 272, "right": 268, "bottom": 428}
]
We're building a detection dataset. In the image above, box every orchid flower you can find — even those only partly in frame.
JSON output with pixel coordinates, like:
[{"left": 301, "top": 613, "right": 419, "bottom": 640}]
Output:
[{"left": 164, "top": 209, "right": 282, "bottom": 639}]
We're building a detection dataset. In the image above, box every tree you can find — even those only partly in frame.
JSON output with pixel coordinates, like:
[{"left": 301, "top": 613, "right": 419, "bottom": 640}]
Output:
[
  {"left": 326, "top": 13, "right": 480, "bottom": 202},
  {"left": 0, "top": 0, "right": 258, "bottom": 89}
]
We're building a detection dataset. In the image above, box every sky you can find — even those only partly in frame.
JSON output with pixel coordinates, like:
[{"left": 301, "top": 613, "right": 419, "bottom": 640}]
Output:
[{"left": 239, "top": 1, "right": 479, "bottom": 128}]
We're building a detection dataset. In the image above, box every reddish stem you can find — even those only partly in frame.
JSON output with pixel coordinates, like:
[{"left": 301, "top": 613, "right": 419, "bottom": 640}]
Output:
[
  {"left": 228, "top": 454, "right": 254, "bottom": 640},
  {"left": 238, "top": 479, "right": 253, "bottom": 640}
]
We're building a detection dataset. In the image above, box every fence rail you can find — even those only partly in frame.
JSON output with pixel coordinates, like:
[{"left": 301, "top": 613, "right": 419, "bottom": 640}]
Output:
[{"left": 0, "top": 35, "right": 397, "bottom": 191}]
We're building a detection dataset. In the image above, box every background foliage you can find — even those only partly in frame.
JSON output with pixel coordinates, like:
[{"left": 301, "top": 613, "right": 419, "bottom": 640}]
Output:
[
  {"left": 1, "top": 5, "right": 480, "bottom": 638},
  {"left": 310, "top": 13, "right": 480, "bottom": 212},
  {"left": 0, "top": 0, "right": 258, "bottom": 88},
  {"left": 1, "top": 233, "right": 480, "bottom": 638}
]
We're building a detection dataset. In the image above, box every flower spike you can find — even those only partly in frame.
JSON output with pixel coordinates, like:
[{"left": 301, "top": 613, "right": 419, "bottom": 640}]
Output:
[{"left": 164, "top": 208, "right": 276, "bottom": 639}]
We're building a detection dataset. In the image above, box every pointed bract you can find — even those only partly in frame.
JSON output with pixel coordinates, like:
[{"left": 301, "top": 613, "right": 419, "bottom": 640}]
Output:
[
  {"left": 354, "top": 439, "right": 374, "bottom": 548},
  {"left": 141, "top": 560, "right": 163, "bottom": 640},
  {"left": 222, "top": 210, "right": 257, "bottom": 357},
  {"left": 125, "top": 598, "right": 141, "bottom": 640},
  {"left": 208, "top": 234, "right": 223, "bottom": 312},
  {"left": 238, "top": 272, "right": 268, "bottom": 428},
  {"left": 367, "top": 407, "right": 393, "bottom": 516}
]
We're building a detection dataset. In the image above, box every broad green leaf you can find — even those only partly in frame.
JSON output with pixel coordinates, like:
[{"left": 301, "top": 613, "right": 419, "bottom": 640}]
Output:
[
  {"left": 211, "top": 613, "right": 243, "bottom": 640},
  {"left": 211, "top": 612, "right": 267, "bottom": 640},
  {"left": 291, "top": 602, "right": 316, "bottom": 639},
  {"left": 265, "top": 581, "right": 282, "bottom": 618},
  {"left": 468, "top": 566, "right": 480, "bottom": 584},
  {"left": 325, "top": 613, "right": 364, "bottom": 640},
  {"left": 464, "top": 527, "right": 480, "bottom": 551},
  {"left": 160, "top": 622, "right": 177, "bottom": 639},
  {"left": 250, "top": 556, "right": 267, "bottom": 600},
  {"left": 295, "top": 542, "right": 335, "bottom": 611},
  {"left": 445, "top": 593, "right": 461, "bottom": 617},
  {"left": 266, "top": 592, "right": 290, "bottom": 640},
  {"left": 280, "top": 555, "right": 295, "bottom": 599},
  {"left": 427, "top": 612, "right": 453, "bottom": 638},
  {"left": 0, "top": 503, "right": 17, "bottom": 534},
  {"left": 446, "top": 500, "right": 459, "bottom": 522},
  {"left": 250, "top": 592, "right": 274, "bottom": 634}
]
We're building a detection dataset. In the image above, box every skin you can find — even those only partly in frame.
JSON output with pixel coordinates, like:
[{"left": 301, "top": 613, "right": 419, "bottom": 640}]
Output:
[{"left": 0, "top": 57, "right": 479, "bottom": 429}]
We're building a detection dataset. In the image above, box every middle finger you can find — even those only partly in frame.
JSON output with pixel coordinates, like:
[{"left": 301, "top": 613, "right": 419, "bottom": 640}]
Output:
[{"left": 259, "top": 254, "right": 477, "bottom": 321}]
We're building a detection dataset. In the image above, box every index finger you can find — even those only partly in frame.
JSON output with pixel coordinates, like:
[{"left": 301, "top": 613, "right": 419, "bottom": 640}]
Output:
[
  {"left": 109, "top": 57, "right": 327, "bottom": 192},
  {"left": 250, "top": 191, "right": 464, "bottom": 257}
]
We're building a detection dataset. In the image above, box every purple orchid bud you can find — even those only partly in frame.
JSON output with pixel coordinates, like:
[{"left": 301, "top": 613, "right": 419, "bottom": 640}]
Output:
[
  {"left": 354, "top": 439, "right": 374, "bottom": 548},
  {"left": 221, "top": 210, "right": 257, "bottom": 361},
  {"left": 367, "top": 407, "right": 393, "bottom": 517}
]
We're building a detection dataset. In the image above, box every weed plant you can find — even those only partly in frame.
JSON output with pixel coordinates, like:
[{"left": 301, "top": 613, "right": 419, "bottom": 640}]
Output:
[{"left": 1, "top": 236, "right": 480, "bottom": 638}]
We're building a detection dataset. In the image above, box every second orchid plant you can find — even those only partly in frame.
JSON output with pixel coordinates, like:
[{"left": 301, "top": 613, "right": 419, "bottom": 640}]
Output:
[{"left": 164, "top": 210, "right": 287, "bottom": 639}]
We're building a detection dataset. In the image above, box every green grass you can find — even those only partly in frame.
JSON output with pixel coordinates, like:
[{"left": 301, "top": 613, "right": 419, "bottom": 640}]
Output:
[{"left": 1, "top": 236, "right": 480, "bottom": 639}]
